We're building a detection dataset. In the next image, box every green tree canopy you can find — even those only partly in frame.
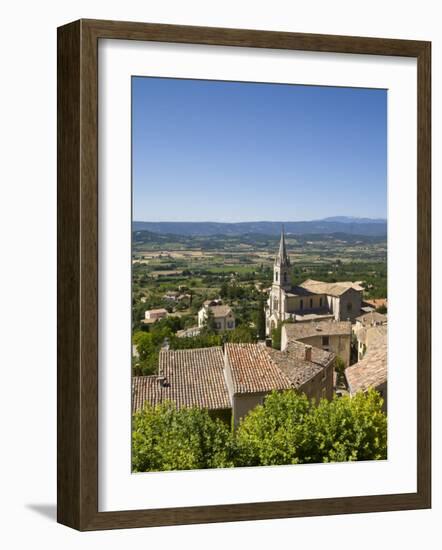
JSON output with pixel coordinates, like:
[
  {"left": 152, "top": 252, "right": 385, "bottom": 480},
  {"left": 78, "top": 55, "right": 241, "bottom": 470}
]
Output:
[
  {"left": 235, "top": 391, "right": 311, "bottom": 467},
  {"left": 235, "top": 389, "right": 387, "bottom": 467},
  {"left": 132, "top": 402, "right": 234, "bottom": 472},
  {"left": 132, "top": 390, "right": 387, "bottom": 472},
  {"left": 225, "top": 325, "right": 256, "bottom": 344},
  {"left": 306, "top": 389, "right": 387, "bottom": 462}
]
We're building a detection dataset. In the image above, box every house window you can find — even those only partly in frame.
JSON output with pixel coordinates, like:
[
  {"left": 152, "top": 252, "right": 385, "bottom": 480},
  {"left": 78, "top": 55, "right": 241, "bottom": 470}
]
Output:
[
  {"left": 322, "top": 335, "right": 329, "bottom": 346},
  {"left": 347, "top": 302, "right": 353, "bottom": 312},
  {"left": 310, "top": 298, "right": 313, "bottom": 309},
  {"left": 215, "top": 322, "right": 221, "bottom": 329},
  {"left": 300, "top": 299, "right": 303, "bottom": 310},
  {"left": 275, "top": 271, "right": 278, "bottom": 282},
  {"left": 319, "top": 297, "right": 323, "bottom": 307},
  {"left": 227, "top": 321, "right": 234, "bottom": 329},
  {"left": 283, "top": 272, "right": 287, "bottom": 283}
]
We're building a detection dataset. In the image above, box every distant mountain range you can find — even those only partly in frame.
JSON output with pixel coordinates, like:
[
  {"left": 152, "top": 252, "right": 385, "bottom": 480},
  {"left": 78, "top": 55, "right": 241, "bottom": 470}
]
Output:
[
  {"left": 320, "top": 216, "right": 386, "bottom": 224},
  {"left": 132, "top": 217, "right": 387, "bottom": 237}
]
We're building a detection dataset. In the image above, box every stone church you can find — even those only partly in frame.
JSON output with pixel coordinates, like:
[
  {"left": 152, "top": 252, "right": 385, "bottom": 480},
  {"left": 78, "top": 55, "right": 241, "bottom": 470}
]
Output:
[{"left": 265, "top": 228, "right": 364, "bottom": 336}]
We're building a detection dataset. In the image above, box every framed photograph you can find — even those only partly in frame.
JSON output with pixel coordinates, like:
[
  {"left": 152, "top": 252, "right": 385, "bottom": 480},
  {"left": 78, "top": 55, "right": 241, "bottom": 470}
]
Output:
[{"left": 57, "top": 19, "right": 431, "bottom": 531}]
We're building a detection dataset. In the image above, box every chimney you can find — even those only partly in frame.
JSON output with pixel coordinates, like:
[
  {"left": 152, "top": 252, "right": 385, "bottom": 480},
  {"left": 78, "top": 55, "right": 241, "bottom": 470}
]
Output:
[
  {"left": 158, "top": 376, "right": 169, "bottom": 388},
  {"left": 304, "top": 345, "right": 312, "bottom": 362}
]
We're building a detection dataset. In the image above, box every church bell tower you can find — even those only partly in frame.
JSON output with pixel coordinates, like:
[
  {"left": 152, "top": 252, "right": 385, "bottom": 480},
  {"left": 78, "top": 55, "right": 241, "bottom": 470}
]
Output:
[{"left": 274, "top": 226, "right": 291, "bottom": 291}]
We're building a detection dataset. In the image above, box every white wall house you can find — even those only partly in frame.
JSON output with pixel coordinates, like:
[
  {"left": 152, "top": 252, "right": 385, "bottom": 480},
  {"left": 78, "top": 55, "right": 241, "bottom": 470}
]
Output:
[{"left": 198, "top": 300, "right": 235, "bottom": 332}]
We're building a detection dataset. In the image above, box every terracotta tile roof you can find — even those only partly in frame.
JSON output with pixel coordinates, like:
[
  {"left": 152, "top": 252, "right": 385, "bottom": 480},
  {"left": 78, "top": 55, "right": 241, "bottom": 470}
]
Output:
[
  {"left": 299, "top": 279, "right": 364, "bottom": 297},
  {"left": 132, "top": 347, "right": 231, "bottom": 412},
  {"left": 346, "top": 326, "right": 387, "bottom": 394},
  {"left": 132, "top": 376, "right": 164, "bottom": 412},
  {"left": 225, "top": 343, "right": 292, "bottom": 394},
  {"left": 283, "top": 320, "right": 352, "bottom": 341},
  {"left": 286, "top": 340, "right": 335, "bottom": 367},
  {"left": 268, "top": 341, "right": 335, "bottom": 388}
]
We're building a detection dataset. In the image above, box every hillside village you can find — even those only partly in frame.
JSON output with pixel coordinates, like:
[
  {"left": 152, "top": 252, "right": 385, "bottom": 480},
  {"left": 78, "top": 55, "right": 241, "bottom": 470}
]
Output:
[{"left": 132, "top": 228, "right": 388, "bottom": 424}]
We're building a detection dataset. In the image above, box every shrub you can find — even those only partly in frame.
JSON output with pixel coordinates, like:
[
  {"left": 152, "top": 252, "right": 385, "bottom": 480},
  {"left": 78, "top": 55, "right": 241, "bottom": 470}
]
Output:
[{"left": 132, "top": 402, "right": 235, "bottom": 472}]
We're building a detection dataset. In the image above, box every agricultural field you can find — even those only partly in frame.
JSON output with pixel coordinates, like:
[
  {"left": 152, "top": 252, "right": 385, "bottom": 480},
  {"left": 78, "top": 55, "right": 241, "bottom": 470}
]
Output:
[{"left": 132, "top": 230, "right": 387, "bottom": 333}]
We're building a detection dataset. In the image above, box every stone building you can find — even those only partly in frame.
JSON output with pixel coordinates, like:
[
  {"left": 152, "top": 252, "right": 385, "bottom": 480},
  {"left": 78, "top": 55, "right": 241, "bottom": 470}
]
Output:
[
  {"left": 133, "top": 341, "right": 335, "bottom": 427},
  {"left": 281, "top": 319, "right": 352, "bottom": 366},
  {"left": 198, "top": 300, "right": 235, "bottom": 332},
  {"left": 265, "top": 228, "right": 364, "bottom": 335}
]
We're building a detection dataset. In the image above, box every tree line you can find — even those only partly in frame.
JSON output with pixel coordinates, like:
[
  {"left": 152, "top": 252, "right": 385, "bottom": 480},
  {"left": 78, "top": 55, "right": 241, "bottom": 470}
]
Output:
[{"left": 132, "top": 389, "right": 387, "bottom": 472}]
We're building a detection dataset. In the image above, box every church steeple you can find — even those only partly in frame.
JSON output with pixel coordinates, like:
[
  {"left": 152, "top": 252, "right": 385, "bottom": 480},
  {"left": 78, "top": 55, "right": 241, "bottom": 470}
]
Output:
[
  {"left": 273, "top": 225, "right": 291, "bottom": 290},
  {"left": 275, "top": 225, "right": 290, "bottom": 267}
]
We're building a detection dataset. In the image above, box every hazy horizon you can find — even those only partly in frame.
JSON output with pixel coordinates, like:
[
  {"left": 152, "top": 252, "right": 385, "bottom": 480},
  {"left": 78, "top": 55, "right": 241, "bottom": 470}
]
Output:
[{"left": 132, "top": 216, "right": 387, "bottom": 223}]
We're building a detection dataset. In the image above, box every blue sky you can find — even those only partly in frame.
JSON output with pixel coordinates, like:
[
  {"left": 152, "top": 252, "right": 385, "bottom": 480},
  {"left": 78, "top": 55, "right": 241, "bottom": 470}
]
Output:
[{"left": 132, "top": 77, "right": 387, "bottom": 222}]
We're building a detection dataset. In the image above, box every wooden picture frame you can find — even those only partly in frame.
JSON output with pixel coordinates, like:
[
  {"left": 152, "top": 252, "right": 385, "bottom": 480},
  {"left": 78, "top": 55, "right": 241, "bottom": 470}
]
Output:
[{"left": 57, "top": 19, "right": 431, "bottom": 531}]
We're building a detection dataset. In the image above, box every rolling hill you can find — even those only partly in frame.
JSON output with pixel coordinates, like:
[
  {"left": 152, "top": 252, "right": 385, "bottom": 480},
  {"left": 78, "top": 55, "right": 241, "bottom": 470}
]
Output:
[{"left": 132, "top": 218, "right": 387, "bottom": 237}]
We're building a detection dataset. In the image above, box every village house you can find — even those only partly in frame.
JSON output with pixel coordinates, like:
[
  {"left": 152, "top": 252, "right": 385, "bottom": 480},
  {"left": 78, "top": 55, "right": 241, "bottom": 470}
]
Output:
[
  {"left": 345, "top": 324, "right": 387, "bottom": 411},
  {"left": 132, "top": 341, "right": 335, "bottom": 427},
  {"left": 224, "top": 343, "right": 293, "bottom": 427},
  {"left": 142, "top": 307, "right": 168, "bottom": 324},
  {"left": 132, "top": 347, "right": 231, "bottom": 423},
  {"left": 265, "top": 228, "right": 364, "bottom": 335},
  {"left": 281, "top": 319, "right": 352, "bottom": 366},
  {"left": 198, "top": 300, "right": 236, "bottom": 332}
]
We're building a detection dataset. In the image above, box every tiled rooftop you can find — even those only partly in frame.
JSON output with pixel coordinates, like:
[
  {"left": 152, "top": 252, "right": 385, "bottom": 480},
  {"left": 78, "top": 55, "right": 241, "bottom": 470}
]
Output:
[
  {"left": 285, "top": 285, "right": 316, "bottom": 297},
  {"left": 283, "top": 320, "right": 352, "bottom": 341},
  {"left": 133, "top": 340, "right": 337, "bottom": 413},
  {"left": 267, "top": 340, "right": 334, "bottom": 388},
  {"left": 299, "top": 279, "right": 364, "bottom": 297},
  {"left": 132, "top": 347, "right": 231, "bottom": 412},
  {"left": 209, "top": 304, "right": 233, "bottom": 317},
  {"left": 225, "top": 343, "right": 292, "bottom": 394}
]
